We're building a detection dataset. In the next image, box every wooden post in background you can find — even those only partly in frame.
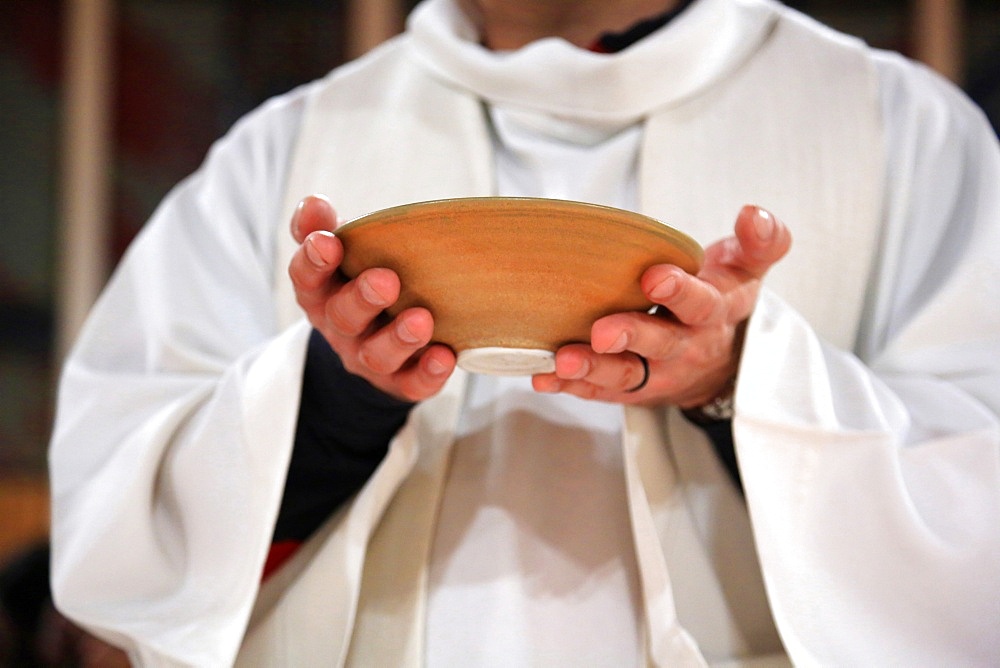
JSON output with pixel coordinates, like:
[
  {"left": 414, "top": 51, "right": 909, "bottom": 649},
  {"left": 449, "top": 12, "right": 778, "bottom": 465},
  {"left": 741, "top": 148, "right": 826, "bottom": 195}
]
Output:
[
  {"left": 57, "top": 0, "right": 115, "bottom": 362},
  {"left": 913, "top": 0, "right": 965, "bottom": 83}
]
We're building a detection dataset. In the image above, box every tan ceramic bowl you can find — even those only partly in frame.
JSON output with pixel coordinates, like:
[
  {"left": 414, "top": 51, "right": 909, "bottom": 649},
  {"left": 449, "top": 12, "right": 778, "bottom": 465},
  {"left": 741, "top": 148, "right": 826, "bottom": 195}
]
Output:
[{"left": 335, "top": 197, "right": 703, "bottom": 375}]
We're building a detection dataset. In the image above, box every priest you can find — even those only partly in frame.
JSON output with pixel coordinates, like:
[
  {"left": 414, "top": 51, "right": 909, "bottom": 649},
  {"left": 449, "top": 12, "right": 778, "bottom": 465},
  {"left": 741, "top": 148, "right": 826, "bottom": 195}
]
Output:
[{"left": 49, "top": 0, "right": 1000, "bottom": 665}]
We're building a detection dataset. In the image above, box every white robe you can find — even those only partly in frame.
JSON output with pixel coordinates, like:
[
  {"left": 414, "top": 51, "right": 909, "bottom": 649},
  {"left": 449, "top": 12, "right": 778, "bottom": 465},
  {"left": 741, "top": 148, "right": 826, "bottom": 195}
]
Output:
[{"left": 49, "top": 0, "right": 1000, "bottom": 665}]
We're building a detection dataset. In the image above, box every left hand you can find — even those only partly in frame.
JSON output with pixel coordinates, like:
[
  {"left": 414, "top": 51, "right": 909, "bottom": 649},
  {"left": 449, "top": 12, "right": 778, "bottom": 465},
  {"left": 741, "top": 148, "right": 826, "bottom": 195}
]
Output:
[{"left": 531, "top": 205, "right": 792, "bottom": 407}]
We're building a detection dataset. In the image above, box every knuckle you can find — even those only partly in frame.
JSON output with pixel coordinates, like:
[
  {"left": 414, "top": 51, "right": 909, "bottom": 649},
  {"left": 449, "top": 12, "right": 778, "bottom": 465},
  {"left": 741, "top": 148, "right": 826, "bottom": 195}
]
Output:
[
  {"left": 339, "top": 353, "right": 366, "bottom": 378},
  {"left": 395, "top": 374, "right": 430, "bottom": 403},
  {"left": 689, "top": 299, "right": 720, "bottom": 326},
  {"left": 680, "top": 337, "right": 712, "bottom": 367},
  {"left": 294, "top": 294, "right": 318, "bottom": 317},
  {"left": 685, "top": 346, "right": 713, "bottom": 369},
  {"left": 617, "top": 364, "right": 637, "bottom": 391},
  {"left": 395, "top": 388, "right": 420, "bottom": 403},
  {"left": 649, "top": 336, "right": 677, "bottom": 362},
  {"left": 325, "top": 298, "right": 367, "bottom": 337},
  {"left": 682, "top": 329, "right": 728, "bottom": 368},
  {"left": 657, "top": 373, "right": 683, "bottom": 396},
  {"left": 287, "top": 260, "right": 311, "bottom": 292},
  {"left": 357, "top": 348, "right": 394, "bottom": 376}
]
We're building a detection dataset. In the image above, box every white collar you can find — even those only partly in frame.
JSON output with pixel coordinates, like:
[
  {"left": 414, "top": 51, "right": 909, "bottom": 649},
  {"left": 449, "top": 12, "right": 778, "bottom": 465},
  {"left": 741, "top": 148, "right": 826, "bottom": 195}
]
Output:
[{"left": 407, "top": 0, "right": 778, "bottom": 125}]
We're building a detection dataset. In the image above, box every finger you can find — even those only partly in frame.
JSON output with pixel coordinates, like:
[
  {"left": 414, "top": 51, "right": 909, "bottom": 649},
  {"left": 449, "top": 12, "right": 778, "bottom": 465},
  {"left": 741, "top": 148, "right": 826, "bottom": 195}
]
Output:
[
  {"left": 589, "top": 311, "right": 685, "bottom": 362},
  {"left": 738, "top": 205, "right": 793, "bottom": 271},
  {"left": 291, "top": 194, "right": 338, "bottom": 244},
  {"left": 325, "top": 267, "right": 400, "bottom": 337},
  {"left": 532, "top": 375, "right": 647, "bottom": 404},
  {"left": 550, "top": 344, "right": 648, "bottom": 394},
  {"left": 695, "top": 206, "right": 792, "bottom": 321},
  {"left": 641, "top": 264, "right": 725, "bottom": 326},
  {"left": 289, "top": 230, "right": 344, "bottom": 314},
  {"left": 355, "top": 307, "right": 436, "bottom": 374},
  {"left": 392, "top": 344, "right": 457, "bottom": 402},
  {"left": 704, "top": 205, "right": 792, "bottom": 281}
]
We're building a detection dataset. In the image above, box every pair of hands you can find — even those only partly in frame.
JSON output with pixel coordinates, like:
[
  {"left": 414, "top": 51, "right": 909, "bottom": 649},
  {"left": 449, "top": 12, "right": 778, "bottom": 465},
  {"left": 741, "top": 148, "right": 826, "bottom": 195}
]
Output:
[{"left": 289, "top": 195, "right": 791, "bottom": 407}]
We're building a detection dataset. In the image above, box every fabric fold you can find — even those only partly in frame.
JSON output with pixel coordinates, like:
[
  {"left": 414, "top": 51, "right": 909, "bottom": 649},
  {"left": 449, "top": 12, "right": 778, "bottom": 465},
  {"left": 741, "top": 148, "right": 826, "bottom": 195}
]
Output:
[{"left": 407, "top": 0, "right": 776, "bottom": 123}]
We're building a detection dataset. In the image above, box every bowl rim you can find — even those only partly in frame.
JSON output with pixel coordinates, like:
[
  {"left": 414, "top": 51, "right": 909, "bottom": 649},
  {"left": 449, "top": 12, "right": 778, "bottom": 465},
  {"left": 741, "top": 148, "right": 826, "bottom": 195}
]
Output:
[{"left": 336, "top": 196, "right": 704, "bottom": 269}]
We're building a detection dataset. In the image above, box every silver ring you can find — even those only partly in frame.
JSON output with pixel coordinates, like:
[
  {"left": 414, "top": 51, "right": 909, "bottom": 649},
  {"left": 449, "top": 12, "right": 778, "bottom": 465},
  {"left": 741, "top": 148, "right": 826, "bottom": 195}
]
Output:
[{"left": 626, "top": 355, "right": 650, "bottom": 393}]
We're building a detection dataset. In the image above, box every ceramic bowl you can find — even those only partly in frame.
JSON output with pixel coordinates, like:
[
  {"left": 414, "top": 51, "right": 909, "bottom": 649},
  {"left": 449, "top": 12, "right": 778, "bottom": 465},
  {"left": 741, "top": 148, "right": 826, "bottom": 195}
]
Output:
[{"left": 335, "top": 197, "right": 703, "bottom": 375}]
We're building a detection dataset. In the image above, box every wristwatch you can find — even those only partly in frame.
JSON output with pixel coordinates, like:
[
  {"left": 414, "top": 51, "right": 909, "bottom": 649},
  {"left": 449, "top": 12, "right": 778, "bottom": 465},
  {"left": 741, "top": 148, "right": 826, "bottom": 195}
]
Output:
[{"left": 683, "top": 386, "right": 735, "bottom": 425}]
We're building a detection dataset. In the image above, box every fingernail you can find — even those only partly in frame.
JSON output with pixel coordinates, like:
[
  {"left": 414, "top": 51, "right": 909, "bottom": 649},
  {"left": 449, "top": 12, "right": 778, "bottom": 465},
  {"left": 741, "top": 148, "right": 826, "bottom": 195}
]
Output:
[
  {"left": 564, "top": 358, "right": 589, "bottom": 380},
  {"left": 305, "top": 236, "right": 326, "bottom": 266},
  {"left": 396, "top": 319, "right": 421, "bottom": 344},
  {"left": 358, "top": 276, "right": 389, "bottom": 306},
  {"left": 753, "top": 208, "right": 775, "bottom": 241},
  {"left": 536, "top": 378, "right": 560, "bottom": 393},
  {"left": 605, "top": 331, "right": 629, "bottom": 354},
  {"left": 426, "top": 356, "right": 449, "bottom": 375},
  {"left": 649, "top": 273, "right": 678, "bottom": 301}
]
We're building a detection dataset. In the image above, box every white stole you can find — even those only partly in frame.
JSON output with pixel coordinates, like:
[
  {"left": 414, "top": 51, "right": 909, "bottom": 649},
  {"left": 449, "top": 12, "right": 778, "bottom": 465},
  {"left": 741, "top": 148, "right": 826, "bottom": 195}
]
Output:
[{"left": 238, "top": 1, "right": 882, "bottom": 664}]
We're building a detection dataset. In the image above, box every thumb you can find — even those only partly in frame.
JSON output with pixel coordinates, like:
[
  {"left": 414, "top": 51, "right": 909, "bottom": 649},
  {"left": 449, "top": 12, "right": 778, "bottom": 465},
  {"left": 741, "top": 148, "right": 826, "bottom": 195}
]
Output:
[{"left": 704, "top": 205, "right": 792, "bottom": 280}]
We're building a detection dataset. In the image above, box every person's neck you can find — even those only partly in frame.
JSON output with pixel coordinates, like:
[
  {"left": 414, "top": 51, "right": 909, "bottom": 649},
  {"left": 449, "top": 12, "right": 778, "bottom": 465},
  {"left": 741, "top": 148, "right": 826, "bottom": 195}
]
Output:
[{"left": 457, "top": 0, "right": 682, "bottom": 50}]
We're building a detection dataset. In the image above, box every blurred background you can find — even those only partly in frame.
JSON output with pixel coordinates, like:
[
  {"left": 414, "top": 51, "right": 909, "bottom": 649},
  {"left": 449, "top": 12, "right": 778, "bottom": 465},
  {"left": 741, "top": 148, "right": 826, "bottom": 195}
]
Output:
[{"left": 0, "top": 0, "right": 997, "bottom": 663}]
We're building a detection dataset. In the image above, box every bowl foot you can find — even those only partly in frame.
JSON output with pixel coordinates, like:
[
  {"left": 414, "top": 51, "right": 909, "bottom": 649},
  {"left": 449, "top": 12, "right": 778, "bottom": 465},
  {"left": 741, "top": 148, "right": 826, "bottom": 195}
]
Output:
[{"left": 457, "top": 347, "right": 555, "bottom": 376}]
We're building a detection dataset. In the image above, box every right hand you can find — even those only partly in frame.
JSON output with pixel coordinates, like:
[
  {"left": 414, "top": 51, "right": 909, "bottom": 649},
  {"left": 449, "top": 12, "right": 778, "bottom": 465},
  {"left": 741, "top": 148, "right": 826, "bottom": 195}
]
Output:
[{"left": 288, "top": 195, "right": 456, "bottom": 401}]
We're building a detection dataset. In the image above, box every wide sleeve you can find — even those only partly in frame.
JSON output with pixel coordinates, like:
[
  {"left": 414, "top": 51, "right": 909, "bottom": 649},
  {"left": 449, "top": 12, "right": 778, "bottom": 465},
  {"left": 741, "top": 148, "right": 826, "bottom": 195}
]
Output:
[
  {"left": 48, "top": 89, "right": 313, "bottom": 667},
  {"left": 733, "top": 54, "right": 1000, "bottom": 665}
]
